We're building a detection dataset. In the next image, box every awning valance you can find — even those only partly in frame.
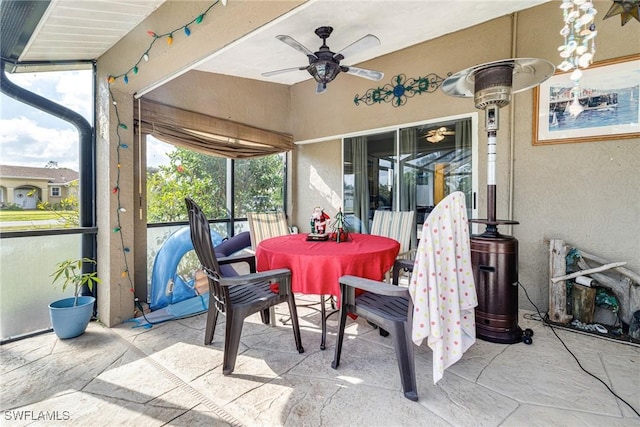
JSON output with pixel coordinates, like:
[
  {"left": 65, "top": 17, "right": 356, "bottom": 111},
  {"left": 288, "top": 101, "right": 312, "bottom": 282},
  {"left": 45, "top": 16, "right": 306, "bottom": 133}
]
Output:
[{"left": 135, "top": 98, "right": 294, "bottom": 159}]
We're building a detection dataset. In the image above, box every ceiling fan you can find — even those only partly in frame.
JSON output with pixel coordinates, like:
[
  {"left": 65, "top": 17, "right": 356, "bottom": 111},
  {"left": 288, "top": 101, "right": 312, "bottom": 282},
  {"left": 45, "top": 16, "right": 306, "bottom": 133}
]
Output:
[
  {"left": 262, "top": 26, "right": 384, "bottom": 94},
  {"left": 425, "top": 127, "right": 455, "bottom": 143}
]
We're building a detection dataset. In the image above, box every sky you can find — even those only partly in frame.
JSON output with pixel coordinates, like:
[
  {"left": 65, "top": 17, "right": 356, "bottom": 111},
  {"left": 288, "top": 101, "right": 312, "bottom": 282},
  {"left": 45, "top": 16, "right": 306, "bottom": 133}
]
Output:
[{"left": 0, "top": 70, "right": 173, "bottom": 170}]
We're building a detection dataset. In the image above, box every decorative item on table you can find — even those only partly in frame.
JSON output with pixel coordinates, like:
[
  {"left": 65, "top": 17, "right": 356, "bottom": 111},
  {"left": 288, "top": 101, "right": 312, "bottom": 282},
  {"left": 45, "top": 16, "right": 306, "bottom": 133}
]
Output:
[
  {"left": 310, "top": 206, "right": 330, "bottom": 234},
  {"left": 329, "top": 207, "right": 350, "bottom": 242},
  {"left": 308, "top": 207, "right": 330, "bottom": 241}
]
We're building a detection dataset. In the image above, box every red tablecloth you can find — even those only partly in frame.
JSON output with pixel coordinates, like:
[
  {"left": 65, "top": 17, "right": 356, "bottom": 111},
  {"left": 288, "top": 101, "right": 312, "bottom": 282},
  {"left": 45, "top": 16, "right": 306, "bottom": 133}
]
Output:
[{"left": 256, "top": 233, "right": 400, "bottom": 296}]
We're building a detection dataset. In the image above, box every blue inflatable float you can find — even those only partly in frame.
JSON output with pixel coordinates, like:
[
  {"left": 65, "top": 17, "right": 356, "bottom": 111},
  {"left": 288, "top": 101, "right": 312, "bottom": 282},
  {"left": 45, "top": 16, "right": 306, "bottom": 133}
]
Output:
[
  {"left": 149, "top": 226, "right": 224, "bottom": 311},
  {"left": 130, "top": 229, "right": 252, "bottom": 328}
]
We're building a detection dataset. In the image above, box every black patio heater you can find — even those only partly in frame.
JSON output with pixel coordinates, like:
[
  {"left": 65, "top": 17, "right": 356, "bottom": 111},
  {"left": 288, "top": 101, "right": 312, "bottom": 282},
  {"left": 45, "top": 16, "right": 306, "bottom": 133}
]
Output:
[{"left": 441, "top": 58, "right": 554, "bottom": 343}]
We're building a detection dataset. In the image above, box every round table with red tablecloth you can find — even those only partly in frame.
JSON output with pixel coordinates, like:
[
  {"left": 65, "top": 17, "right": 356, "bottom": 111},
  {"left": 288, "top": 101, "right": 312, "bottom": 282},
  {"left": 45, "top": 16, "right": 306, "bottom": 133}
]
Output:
[
  {"left": 256, "top": 232, "right": 400, "bottom": 349},
  {"left": 256, "top": 233, "right": 399, "bottom": 296}
]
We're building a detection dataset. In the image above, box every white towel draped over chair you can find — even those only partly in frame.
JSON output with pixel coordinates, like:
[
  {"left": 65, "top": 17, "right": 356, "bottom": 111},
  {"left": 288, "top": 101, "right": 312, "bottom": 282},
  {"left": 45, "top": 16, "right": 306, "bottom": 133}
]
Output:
[{"left": 408, "top": 191, "right": 478, "bottom": 384}]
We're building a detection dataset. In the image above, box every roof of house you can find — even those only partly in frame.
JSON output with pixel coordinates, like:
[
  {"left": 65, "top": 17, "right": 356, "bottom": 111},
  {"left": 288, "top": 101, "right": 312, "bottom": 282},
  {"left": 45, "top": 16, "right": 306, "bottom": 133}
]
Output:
[{"left": 0, "top": 165, "right": 79, "bottom": 184}]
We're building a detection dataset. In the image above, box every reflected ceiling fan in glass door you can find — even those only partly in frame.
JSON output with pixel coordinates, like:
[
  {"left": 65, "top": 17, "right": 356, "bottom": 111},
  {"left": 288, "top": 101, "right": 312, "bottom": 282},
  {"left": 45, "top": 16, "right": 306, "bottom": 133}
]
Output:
[{"left": 424, "top": 126, "right": 455, "bottom": 143}]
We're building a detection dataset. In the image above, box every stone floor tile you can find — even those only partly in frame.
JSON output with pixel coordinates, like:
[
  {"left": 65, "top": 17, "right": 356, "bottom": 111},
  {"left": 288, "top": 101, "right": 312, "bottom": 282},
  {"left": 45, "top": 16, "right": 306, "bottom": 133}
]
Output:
[
  {"left": 445, "top": 336, "right": 512, "bottom": 382},
  {"left": 225, "top": 374, "right": 452, "bottom": 427},
  {"left": 188, "top": 348, "right": 308, "bottom": 409},
  {"left": 502, "top": 403, "right": 640, "bottom": 427},
  {"left": 0, "top": 326, "right": 127, "bottom": 411},
  {"left": 127, "top": 318, "right": 206, "bottom": 351},
  {"left": 2, "top": 308, "right": 639, "bottom": 427},
  {"left": 166, "top": 403, "right": 234, "bottom": 426},
  {"left": 419, "top": 372, "right": 519, "bottom": 426},
  {"left": 476, "top": 325, "right": 627, "bottom": 417},
  {"left": 290, "top": 332, "right": 419, "bottom": 392},
  {"left": 83, "top": 349, "right": 180, "bottom": 404},
  {"left": 0, "top": 333, "right": 58, "bottom": 375},
  {"left": 148, "top": 341, "right": 222, "bottom": 382}
]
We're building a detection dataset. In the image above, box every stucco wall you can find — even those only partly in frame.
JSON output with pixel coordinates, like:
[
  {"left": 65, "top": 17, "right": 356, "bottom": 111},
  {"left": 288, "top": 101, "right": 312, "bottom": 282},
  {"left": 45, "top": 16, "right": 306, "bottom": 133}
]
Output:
[
  {"left": 293, "top": 140, "right": 343, "bottom": 225},
  {"left": 145, "top": 71, "right": 291, "bottom": 133}
]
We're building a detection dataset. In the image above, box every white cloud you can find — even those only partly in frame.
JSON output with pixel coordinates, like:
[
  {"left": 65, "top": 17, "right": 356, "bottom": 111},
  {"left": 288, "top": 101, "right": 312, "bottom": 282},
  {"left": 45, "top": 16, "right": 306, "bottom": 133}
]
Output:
[
  {"left": 5, "top": 72, "right": 39, "bottom": 89},
  {"left": 55, "top": 72, "right": 93, "bottom": 122},
  {"left": 5, "top": 70, "right": 93, "bottom": 122},
  {"left": 147, "top": 136, "right": 175, "bottom": 168},
  {"left": 0, "top": 116, "right": 79, "bottom": 169}
]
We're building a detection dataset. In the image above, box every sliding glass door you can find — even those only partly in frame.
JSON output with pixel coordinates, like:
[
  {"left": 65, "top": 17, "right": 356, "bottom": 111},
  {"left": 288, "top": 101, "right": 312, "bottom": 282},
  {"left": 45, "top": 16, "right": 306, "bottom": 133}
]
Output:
[
  {"left": 343, "top": 115, "right": 476, "bottom": 241},
  {"left": 343, "top": 131, "right": 396, "bottom": 233}
]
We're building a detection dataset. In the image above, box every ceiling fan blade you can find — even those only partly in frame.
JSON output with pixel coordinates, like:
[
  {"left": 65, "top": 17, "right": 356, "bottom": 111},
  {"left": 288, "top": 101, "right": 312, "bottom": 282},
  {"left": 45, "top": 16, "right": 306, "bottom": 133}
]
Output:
[
  {"left": 261, "top": 66, "right": 307, "bottom": 77},
  {"left": 336, "top": 34, "right": 381, "bottom": 60},
  {"left": 276, "top": 35, "right": 316, "bottom": 57},
  {"left": 345, "top": 66, "right": 384, "bottom": 81}
]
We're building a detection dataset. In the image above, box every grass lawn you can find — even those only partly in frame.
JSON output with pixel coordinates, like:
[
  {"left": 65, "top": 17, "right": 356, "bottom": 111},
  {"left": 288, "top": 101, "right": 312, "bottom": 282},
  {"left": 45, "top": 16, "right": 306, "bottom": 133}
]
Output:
[
  {"left": 0, "top": 210, "right": 73, "bottom": 221},
  {"left": 0, "top": 210, "right": 76, "bottom": 231}
]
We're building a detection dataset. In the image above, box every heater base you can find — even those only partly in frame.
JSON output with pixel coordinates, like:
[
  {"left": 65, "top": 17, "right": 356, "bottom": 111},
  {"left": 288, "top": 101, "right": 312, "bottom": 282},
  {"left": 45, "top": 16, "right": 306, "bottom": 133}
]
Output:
[
  {"left": 471, "top": 234, "right": 522, "bottom": 344},
  {"left": 475, "top": 312, "right": 524, "bottom": 344}
]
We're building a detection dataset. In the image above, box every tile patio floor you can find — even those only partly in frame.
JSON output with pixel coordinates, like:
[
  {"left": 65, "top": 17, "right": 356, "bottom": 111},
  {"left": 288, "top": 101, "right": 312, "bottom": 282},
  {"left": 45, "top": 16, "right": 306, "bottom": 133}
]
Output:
[{"left": 1, "top": 295, "right": 639, "bottom": 426}]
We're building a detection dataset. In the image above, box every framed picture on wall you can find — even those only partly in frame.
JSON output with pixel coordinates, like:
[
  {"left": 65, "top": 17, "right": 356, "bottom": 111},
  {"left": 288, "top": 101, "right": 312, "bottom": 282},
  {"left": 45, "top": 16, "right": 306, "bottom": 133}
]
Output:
[{"left": 533, "top": 54, "right": 640, "bottom": 145}]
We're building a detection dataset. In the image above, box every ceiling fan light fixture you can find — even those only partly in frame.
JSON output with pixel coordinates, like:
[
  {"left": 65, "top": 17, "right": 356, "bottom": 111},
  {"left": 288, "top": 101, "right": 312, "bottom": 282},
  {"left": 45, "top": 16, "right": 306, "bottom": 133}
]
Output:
[
  {"left": 425, "top": 126, "right": 454, "bottom": 143},
  {"left": 426, "top": 134, "right": 445, "bottom": 143},
  {"left": 308, "top": 60, "right": 341, "bottom": 85}
]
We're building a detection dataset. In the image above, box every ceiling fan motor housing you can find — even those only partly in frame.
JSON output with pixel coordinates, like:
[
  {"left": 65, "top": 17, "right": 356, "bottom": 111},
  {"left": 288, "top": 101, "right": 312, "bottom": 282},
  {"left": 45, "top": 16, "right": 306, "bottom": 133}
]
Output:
[
  {"left": 473, "top": 64, "right": 514, "bottom": 110},
  {"left": 314, "top": 26, "right": 333, "bottom": 41},
  {"left": 307, "top": 26, "right": 341, "bottom": 85}
]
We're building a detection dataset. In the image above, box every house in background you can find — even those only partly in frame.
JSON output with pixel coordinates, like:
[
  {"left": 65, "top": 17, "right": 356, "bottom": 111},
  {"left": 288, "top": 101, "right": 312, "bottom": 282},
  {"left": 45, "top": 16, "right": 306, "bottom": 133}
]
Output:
[{"left": 0, "top": 165, "right": 78, "bottom": 209}]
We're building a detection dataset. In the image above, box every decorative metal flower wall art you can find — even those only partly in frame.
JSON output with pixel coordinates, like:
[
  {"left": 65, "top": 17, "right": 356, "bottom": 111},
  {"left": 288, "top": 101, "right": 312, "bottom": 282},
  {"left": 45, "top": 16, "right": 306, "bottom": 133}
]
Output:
[{"left": 353, "top": 73, "right": 449, "bottom": 107}]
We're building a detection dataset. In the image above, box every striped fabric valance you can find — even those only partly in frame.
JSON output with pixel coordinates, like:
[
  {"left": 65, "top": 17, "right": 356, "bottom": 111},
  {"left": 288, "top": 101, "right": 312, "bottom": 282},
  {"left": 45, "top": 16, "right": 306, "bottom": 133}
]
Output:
[{"left": 135, "top": 98, "right": 294, "bottom": 159}]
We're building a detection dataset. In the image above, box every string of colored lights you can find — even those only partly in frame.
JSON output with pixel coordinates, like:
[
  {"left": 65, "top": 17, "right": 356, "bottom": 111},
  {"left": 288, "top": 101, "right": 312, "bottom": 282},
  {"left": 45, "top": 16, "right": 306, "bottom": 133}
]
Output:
[
  {"left": 108, "top": 85, "right": 133, "bottom": 291},
  {"left": 107, "top": 1, "right": 225, "bottom": 85},
  {"left": 105, "top": 0, "right": 227, "bottom": 295}
]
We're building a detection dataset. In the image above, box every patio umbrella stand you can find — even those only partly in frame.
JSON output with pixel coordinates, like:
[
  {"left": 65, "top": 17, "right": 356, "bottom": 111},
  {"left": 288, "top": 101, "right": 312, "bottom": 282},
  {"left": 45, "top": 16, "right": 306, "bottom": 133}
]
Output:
[{"left": 442, "top": 58, "right": 554, "bottom": 344}]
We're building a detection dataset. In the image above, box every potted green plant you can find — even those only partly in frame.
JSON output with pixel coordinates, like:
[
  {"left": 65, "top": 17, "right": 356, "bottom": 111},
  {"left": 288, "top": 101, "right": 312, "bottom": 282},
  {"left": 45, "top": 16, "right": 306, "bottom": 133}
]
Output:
[{"left": 49, "top": 257, "right": 101, "bottom": 339}]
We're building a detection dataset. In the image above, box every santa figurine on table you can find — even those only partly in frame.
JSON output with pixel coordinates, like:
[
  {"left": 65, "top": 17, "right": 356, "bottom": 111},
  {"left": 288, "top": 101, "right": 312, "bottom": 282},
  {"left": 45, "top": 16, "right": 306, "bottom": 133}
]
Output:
[{"left": 310, "top": 207, "right": 330, "bottom": 234}]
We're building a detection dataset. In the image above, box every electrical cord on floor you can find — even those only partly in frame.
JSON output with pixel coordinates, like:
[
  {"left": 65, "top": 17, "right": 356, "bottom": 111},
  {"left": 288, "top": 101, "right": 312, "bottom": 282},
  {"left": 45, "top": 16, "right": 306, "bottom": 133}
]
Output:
[
  {"left": 518, "top": 281, "right": 640, "bottom": 418},
  {"left": 133, "top": 298, "right": 157, "bottom": 328},
  {"left": 131, "top": 297, "right": 207, "bottom": 328}
]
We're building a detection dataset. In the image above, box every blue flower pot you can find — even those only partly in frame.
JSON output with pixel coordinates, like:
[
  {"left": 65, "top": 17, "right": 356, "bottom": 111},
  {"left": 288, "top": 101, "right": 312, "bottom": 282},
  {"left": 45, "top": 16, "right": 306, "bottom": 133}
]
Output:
[{"left": 48, "top": 296, "right": 96, "bottom": 339}]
